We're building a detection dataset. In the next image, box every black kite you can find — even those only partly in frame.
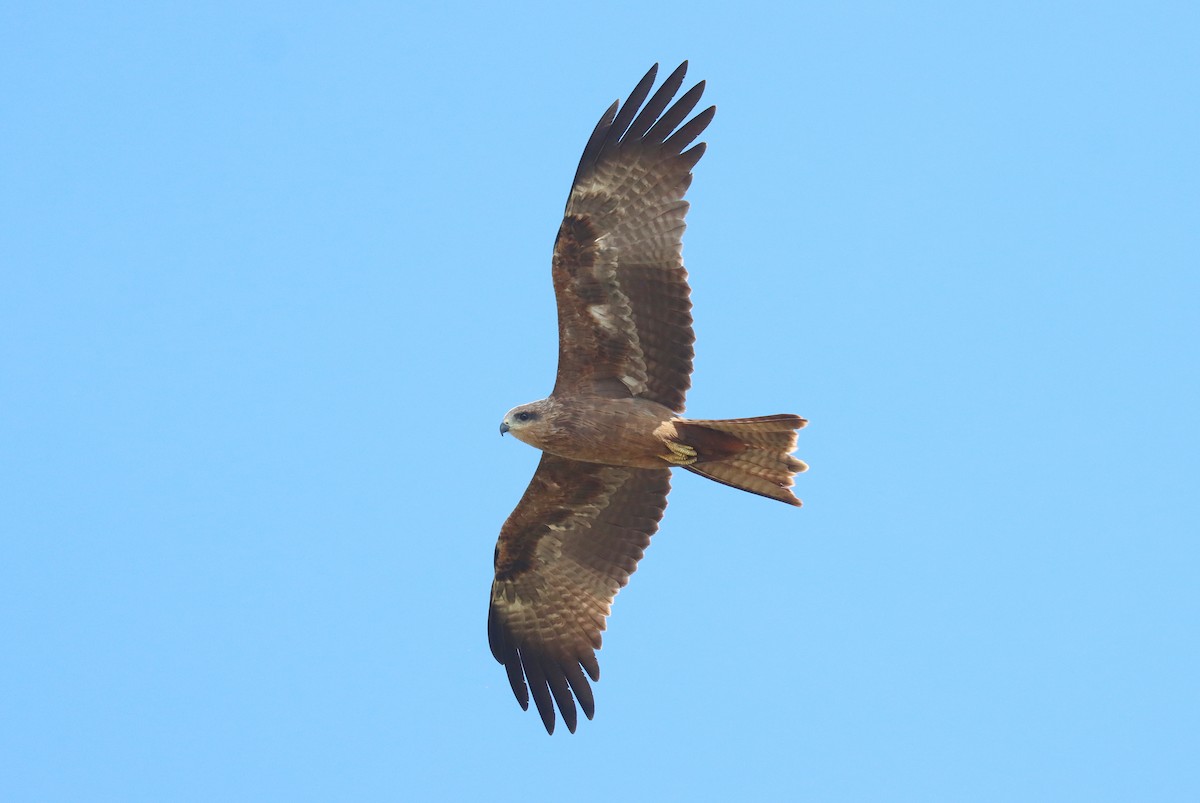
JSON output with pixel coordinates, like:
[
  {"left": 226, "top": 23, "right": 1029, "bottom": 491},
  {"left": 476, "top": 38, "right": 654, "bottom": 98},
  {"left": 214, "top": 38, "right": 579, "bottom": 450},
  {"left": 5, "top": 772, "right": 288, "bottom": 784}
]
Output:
[{"left": 489, "top": 62, "right": 808, "bottom": 734}]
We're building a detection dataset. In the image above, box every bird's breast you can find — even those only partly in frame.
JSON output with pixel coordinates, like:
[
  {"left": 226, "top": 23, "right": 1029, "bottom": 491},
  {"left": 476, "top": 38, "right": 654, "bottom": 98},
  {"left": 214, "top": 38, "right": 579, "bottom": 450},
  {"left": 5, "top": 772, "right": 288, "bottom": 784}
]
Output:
[{"left": 535, "top": 396, "right": 677, "bottom": 469}]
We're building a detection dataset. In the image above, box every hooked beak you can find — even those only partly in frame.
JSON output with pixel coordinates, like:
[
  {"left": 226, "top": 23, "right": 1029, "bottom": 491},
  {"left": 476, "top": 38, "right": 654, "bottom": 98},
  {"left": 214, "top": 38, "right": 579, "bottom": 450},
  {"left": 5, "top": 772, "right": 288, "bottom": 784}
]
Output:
[{"left": 499, "top": 422, "right": 509, "bottom": 436}]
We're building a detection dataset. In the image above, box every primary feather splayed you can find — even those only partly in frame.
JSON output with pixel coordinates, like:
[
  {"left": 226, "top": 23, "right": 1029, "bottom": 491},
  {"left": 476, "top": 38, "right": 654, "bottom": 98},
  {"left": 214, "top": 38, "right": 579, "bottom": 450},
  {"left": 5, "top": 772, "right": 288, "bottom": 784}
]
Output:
[{"left": 489, "top": 62, "right": 808, "bottom": 734}]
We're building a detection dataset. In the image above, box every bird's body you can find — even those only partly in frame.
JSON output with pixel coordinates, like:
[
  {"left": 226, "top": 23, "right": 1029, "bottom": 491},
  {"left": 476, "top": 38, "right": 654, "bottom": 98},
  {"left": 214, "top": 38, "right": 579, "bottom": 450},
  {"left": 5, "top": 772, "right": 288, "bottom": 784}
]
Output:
[
  {"left": 489, "top": 62, "right": 808, "bottom": 734},
  {"left": 503, "top": 395, "right": 806, "bottom": 485},
  {"left": 503, "top": 395, "right": 679, "bottom": 469}
]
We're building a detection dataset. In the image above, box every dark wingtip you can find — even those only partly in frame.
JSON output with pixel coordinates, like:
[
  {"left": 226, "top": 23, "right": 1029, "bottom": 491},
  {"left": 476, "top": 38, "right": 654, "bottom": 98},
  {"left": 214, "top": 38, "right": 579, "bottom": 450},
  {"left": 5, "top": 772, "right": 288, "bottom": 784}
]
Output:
[{"left": 535, "top": 697, "right": 556, "bottom": 734}]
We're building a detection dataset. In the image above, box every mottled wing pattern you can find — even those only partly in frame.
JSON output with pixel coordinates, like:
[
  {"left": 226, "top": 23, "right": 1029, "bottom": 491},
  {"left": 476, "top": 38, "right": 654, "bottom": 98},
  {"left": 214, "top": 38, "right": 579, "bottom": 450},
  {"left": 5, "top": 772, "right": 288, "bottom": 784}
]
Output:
[
  {"left": 551, "top": 62, "right": 715, "bottom": 413},
  {"left": 489, "top": 453, "right": 671, "bottom": 733}
]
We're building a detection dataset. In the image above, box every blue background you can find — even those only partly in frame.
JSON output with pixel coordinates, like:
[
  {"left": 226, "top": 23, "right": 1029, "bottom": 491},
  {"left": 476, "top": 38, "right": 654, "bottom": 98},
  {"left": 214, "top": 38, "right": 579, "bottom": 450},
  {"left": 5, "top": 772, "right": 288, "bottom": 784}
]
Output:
[{"left": 3, "top": 2, "right": 1197, "bottom": 800}]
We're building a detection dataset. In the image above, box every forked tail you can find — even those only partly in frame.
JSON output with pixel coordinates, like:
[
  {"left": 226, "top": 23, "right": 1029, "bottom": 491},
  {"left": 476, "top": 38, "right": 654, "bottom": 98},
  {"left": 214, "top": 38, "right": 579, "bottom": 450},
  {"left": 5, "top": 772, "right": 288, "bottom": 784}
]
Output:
[{"left": 673, "top": 414, "right": 808, "bottom": 506}]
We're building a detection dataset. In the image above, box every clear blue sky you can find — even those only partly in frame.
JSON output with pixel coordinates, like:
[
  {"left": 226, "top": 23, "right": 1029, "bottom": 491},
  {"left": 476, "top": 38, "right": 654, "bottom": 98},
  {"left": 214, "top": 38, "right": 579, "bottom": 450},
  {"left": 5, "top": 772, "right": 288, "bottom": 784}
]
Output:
[{"left": 3, "top": 2, "right": 1197, "bottom": 800}]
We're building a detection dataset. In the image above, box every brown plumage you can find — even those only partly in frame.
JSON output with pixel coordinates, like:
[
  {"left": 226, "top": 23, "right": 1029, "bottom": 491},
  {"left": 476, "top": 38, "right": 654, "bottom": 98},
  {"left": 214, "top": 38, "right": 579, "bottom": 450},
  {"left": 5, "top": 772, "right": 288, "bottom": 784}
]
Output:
[{"left": 490, "top": 62, "right": 808, "bottom": 734}]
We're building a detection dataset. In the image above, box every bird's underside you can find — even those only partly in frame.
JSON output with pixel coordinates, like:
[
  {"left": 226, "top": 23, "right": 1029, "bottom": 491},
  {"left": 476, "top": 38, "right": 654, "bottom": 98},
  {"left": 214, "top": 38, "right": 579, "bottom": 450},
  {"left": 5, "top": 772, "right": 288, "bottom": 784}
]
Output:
[{"left": 488, "top": 62, "right": 808, "bottom": 734}]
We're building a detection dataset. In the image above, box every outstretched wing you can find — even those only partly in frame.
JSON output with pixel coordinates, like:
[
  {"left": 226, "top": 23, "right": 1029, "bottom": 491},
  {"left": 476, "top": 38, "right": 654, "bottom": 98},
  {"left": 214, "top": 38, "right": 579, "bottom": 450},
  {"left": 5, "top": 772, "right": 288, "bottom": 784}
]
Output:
[
  {"left": 489, "top": 453, "right": 671, "bottom": 734},
  {"left": 551, "top": 62, "right": 715, "bottom": 413}
]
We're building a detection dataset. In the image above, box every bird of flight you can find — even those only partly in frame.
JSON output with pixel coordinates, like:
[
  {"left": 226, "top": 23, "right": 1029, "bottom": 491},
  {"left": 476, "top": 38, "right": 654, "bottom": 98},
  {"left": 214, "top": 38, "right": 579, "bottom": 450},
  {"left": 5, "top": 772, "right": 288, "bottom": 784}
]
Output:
[{"left": 489, "top": 62, "right": 808, "bottom": 734}]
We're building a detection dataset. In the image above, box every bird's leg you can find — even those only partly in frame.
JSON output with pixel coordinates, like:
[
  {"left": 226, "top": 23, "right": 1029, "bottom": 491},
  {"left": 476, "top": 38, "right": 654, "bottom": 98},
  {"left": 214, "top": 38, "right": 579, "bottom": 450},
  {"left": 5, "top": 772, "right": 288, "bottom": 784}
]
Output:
[{"left": 661, "top": 439, "right": 698, "bottom": 466}]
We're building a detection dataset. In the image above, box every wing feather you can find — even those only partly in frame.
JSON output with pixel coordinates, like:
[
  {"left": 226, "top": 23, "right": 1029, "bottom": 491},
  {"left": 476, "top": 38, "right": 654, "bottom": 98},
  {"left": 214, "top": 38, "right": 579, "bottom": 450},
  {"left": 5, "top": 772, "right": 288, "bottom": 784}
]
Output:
[
  {"left": 644, "top": 80, "right": 706, "bottom": 143},
  {"left": 550, "top": 62, "right": 715, "bottom": 412},
  {"left": 624, "top": 61, "right": 689, "bottom": 142},
  {"left": 489, "top": 453, "right": 671, "bottom": 733}
]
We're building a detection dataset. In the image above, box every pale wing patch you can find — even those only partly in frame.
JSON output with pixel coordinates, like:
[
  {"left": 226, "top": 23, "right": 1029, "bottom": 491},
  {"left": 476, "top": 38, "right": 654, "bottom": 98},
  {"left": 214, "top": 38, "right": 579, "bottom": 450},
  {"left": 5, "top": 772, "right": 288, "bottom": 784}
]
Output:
[
  {"left": 592, "top": 234, "right": 649, "bottom": 396},
  {"left": 586, "top": 303, "right": 620, "bottom": 334},
  {"left": 537, "top": 466, "right": 626, "bottom": 539}
]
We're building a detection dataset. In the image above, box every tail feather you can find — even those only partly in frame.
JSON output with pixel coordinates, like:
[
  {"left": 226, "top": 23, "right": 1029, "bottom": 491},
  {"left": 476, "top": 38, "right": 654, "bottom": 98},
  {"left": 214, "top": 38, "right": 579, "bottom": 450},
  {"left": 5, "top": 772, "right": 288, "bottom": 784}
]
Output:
[{"left": 674, "top": 414, "right": 808, "bottom": 506}]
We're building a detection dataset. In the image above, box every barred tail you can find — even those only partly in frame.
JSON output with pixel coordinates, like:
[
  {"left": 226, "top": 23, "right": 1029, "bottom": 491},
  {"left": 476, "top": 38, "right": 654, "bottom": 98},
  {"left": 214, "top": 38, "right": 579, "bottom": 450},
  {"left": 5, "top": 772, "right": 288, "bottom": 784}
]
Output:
[{"left": 674, "top": 414, "right": 808, "bottom": 506}]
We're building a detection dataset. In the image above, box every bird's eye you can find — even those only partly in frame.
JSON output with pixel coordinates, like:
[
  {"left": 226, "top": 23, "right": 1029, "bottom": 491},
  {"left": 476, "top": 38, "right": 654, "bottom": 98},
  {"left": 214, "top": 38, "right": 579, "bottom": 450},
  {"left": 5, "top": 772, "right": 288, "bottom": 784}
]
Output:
[{"left": 516, "top": 412, "right": 531, "bottom": 422}]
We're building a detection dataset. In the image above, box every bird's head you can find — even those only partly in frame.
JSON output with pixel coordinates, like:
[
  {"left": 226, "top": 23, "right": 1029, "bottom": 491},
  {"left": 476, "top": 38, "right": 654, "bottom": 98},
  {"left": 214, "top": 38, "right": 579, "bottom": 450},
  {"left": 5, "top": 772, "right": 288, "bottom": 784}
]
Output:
[{"left": 500, "top": 400, "right": 552, "bottom": 447}]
